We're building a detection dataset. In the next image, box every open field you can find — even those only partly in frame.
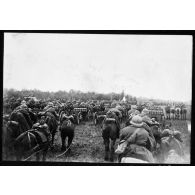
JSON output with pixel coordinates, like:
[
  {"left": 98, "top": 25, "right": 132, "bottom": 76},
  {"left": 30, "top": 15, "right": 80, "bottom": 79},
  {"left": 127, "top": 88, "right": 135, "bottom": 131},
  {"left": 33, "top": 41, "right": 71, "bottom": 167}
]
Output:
[
  {"left": 40, "top": 120, "right": 191, "bottom": 163},
  {"left": 47, "top": 121, "right": 120, "bottom": 163},
  {"left": 3, "top": 118, "right": 190, "bottom": 163}
]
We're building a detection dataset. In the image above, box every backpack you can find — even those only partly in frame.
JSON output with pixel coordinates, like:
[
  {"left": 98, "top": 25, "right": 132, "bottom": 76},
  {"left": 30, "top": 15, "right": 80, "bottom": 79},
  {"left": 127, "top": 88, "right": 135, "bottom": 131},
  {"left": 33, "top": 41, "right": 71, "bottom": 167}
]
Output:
[{"left": 115, "top": 128, "right": 141, "bottom": 154}]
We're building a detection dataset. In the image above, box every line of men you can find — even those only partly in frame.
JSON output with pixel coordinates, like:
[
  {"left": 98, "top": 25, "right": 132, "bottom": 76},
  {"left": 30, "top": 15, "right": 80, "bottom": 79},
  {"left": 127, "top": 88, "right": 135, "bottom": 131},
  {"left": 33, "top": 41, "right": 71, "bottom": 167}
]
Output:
[{"left": 165, "top": 106, "right": 187, "bottom": 120}]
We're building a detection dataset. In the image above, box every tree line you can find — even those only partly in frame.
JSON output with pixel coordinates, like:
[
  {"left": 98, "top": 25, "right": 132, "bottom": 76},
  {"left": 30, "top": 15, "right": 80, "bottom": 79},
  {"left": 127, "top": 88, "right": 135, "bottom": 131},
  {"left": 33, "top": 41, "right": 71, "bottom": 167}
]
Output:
[
  {"left": 3, "top": 88, "right": 188, "bottom": 107},
  {"left": 3, "top": 88, "right": 137, "bottom": 102}
]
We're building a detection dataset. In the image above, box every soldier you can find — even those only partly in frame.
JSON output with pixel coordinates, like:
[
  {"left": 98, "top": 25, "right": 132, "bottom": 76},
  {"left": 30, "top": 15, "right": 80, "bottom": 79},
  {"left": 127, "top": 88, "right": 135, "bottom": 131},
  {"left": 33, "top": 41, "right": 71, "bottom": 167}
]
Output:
[
  {"left": 60, "top": 112, "right": 75, "bottom": 125},
  {"left": 165, "top": 105, "right": 171, "bottom": 120},
  {"left": 128, "top": 105, "right": 140, "bottom": 118},
  {"left": 170, "top": 106, "right": 175, "bottom": 120},
  {"left": 161, "top": 125, "right": 182, "bottom": 143},
  {"left": 32, "top": 116, "right": 52, "bottom": 146},
  {"left": 139, "top": 108, "right": 159, "bottom": 138},
  {"left": 116, "top": 115, "right": 155, "bottom": 162},
  {"left": 175, "top": 107, "right": 181, "bottom": 120},
  {"left": 140, "top": 108, "right": 153, "bottom": 126},
  {"left": 13, "top": 100, "right": 33, "bottom": 129},
  {"left": 182, "top": 107, "right": 187, "bottom": 120},
  {"left": 151, "top": 118, "right": 160, "bottom": 126},
  {"left": 44, "top": 102, "right": 59, "bottom": 120}
]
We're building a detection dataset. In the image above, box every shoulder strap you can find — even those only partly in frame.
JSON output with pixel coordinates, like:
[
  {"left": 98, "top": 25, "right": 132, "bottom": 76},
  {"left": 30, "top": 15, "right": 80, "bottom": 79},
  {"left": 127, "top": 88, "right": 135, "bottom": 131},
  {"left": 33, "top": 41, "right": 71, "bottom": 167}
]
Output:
[{"left": 126, "top": 127, "right": 141, "bottom": 144}]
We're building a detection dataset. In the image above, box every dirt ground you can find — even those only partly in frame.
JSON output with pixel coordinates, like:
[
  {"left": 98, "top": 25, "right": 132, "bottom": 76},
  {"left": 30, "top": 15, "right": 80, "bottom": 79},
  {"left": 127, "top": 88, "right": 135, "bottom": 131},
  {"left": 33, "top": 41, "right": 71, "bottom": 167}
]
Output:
[
  {"left": 46, "top": 121, "right": 118, "bottom": 163},
  {"left": 44, "top": 119, "right": 191, "bottom": 163},
  {"left": 3, "top": 119, "right": 190, "bottom": 163}
]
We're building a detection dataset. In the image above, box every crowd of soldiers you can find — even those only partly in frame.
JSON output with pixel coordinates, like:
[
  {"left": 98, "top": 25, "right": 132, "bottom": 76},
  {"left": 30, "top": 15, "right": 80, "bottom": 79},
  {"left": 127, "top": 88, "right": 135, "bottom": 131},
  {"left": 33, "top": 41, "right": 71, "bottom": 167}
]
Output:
[
  {"left": 3, "top": 97, "right": 186, "bottom": 163},
  {"left": 115, "top": 105, "right": 184, "bottom": 163}
]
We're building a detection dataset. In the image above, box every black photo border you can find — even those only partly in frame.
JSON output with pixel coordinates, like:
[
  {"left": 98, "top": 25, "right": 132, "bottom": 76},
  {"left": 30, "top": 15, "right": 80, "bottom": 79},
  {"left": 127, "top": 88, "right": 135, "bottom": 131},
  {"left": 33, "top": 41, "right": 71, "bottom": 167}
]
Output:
[{"left": 0, "top": 30, "right": 194, "bottom": 166}]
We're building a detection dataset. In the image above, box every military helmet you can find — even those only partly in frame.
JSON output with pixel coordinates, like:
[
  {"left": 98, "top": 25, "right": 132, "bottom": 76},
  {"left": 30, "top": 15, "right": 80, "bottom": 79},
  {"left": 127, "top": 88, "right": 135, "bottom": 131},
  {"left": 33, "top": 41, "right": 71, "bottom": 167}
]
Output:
[
  {"left": 165, "top": 124, "right": 170, "bottom": 129},
  {"left": 130, "top": 115, "right": 144, "bottom": 127},
  {"left": 142, "top": 108, "right": 149, "bottom": 115},
  {"left": 131, "top": 105, "right": 137, "bottom": 110},
  {"left": 21, "top": 100, "right": 26, "bottom": 105},
  {"left": 20, "top": 103, "right": 28, "bottom": 109},
  {"left": 41, "top": 116, "right": 46, "bottom": 120},
  {"left": 48, "top": 102, "right": 54, "bottom": 106}
]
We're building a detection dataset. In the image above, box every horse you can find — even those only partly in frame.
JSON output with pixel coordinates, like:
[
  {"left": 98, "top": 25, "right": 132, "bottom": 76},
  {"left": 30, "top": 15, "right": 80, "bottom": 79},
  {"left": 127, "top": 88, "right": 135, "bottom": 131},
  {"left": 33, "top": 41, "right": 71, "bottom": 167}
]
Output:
[
  {"left": 59, "top": 116, "right": 75, "bottom": 152},
  {"left": 120, "top": 157, "right": 148, "bottom": 163},
  {"left": 28, "top": 109, "right": 38, "bottom": 124},
  {"left": 10, "top": 101, "right": 21, "bottom": 111},
  {"left": 150, "top": 125, "right": 162, "bottom": 144},
  {"left": 10, "top": 111, "right": 31, "bottom": 133},
  {"left": 3, "top": 119, "right": 30, "bottom": 160},
  {"left": 14, "top": 130, "right": 49, "bottom": 161},
  {"left": 102, "top": 118, "right": 119, "bottom": 162},
  {"left": 158, "top": 133, "right": 184, "bottom": 163},
  {"left": 3, "top": 102, "right": 12, "bottom": 114},
  {"left": 116, "top": 126, "right": 155, "bottom": 163},
  {"left": 115, "top": 105, "right": 127, "bottom": 122},
  {"left": 44, "top": 112, "right": 58, "bottom": 148},
  {"left": 93, "top": 111, "right": 106, "bottom": 126},
  {"left": 117, "top": 143, "right": 155, "bottom": 163}
]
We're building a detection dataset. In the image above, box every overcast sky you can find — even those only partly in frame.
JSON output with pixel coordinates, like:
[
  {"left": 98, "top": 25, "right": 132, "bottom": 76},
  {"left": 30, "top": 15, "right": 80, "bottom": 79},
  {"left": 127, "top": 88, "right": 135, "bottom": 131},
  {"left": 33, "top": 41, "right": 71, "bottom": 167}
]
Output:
[{"left": 3, "top": 33, "right": 192, "bottom": 102}]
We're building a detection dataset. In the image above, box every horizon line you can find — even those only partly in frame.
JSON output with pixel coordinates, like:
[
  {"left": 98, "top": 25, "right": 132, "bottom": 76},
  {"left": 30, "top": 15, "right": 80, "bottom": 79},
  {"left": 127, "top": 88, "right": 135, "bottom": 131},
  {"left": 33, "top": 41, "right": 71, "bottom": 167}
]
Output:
[{"left": 3, "top": 87, "right": 191, "bottom": 103}]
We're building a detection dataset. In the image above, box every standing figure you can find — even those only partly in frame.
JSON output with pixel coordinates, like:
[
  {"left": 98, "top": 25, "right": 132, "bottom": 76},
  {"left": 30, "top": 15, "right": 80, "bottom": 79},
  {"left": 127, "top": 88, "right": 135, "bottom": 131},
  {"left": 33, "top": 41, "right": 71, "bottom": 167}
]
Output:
[
  {"left": 175, "top": 107, "right": 181, "bottom": 120},
  {"left": 182, "top": 107, "right": 187, "bottom": 120},
  {"left": 170, "top": 107, "right": 175, "bottom": 120},
  {"left": 165, "top": 105, "right": 170, "bottom": 120}
]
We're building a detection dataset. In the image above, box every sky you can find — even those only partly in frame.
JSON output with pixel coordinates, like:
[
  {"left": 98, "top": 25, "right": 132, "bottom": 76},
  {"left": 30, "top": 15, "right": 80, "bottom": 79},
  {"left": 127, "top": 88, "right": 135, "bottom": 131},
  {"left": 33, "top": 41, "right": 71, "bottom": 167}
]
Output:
[{"left": 3, "top": 33, "right": 192, "bottom": 102}]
